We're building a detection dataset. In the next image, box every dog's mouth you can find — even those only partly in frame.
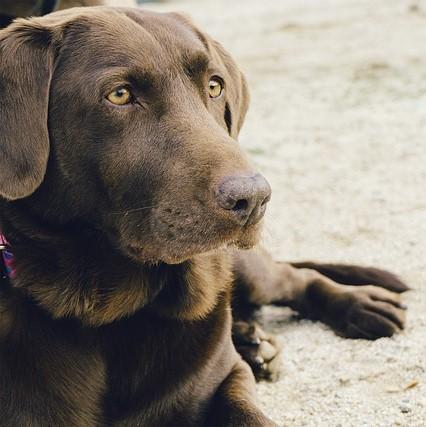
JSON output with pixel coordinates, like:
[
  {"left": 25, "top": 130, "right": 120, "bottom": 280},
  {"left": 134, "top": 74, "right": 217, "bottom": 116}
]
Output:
[
  {"left": 123, "top": 220, "right": 262, "bottom": 265},
  {"left": 117, "top": 183, "right": 268, "bottom": 265},
  {"left": 114, "top": 169, "right": 271, "bottom": 265}
]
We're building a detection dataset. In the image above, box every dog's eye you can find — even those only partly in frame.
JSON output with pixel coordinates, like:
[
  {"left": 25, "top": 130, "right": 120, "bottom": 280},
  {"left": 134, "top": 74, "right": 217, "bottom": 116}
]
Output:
[
  {"left": 106, "top": 87, "right": 132, "bottom": 105},
  {"left": 208, "top": 78, "right": 223, "bottom": 98}
]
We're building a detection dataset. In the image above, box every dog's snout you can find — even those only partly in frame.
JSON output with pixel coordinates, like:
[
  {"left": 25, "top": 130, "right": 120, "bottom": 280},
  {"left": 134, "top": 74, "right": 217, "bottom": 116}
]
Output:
[{"left": 215, "top": 174, "right": 271, "bottom": 226}]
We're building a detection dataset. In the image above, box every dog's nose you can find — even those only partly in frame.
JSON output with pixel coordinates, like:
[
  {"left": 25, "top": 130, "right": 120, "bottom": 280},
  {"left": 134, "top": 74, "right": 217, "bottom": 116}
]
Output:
[{"left": 215, "top": 174, "right": 271, "bottom": 226}]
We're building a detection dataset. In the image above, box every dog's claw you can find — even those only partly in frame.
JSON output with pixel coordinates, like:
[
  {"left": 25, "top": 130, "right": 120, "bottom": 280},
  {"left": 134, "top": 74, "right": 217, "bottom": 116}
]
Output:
[{"left": 250, "top": 337, "right": 261, "bottom": 346}]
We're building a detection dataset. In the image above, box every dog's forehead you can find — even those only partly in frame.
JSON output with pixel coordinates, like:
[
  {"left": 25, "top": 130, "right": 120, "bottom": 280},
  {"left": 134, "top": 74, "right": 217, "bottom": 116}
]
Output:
[
  {"left": 60, "top": 7, "right": 208, "bottom": 69},
  {"left": 123, "top": 8, "right": 204, "bottom": 47}
]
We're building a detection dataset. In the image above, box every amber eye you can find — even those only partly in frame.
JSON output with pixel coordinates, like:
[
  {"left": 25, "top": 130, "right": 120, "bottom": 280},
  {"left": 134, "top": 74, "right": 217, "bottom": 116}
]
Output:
[
  {"left": 208, "top": 77, "right": 223, "bottom": 98},
  {"left": 106, "top": 87, "right": 132, "bottom": 105}
]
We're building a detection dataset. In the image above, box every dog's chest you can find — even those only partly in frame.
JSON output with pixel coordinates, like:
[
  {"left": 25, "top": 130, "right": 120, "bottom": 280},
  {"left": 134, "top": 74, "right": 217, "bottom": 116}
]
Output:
[
  {"left": 1, "top": 298, "right": 233, "bottom": 426},
  {"left": 100, "top": 307, "right": 234, "bottom": 425},
  {"left": 0, "top": 249, "right": 235, "bottom": 425}
]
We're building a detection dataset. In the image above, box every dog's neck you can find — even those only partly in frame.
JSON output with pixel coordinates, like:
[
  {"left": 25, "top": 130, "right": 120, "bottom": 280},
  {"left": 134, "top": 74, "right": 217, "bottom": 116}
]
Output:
[{"left": 0, "top": 203, "right": 232, "bottom": 327}]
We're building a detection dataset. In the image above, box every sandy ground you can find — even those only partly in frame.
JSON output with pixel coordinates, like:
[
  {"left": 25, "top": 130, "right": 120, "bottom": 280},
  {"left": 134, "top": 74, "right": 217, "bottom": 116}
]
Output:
[{"left": 112, "top": 0, "right": 426, "bottom": 425}]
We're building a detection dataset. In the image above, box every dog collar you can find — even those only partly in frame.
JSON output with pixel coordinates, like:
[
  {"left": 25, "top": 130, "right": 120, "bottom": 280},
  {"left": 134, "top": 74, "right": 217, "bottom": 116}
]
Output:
[{"left": 0, "top": 234, "right": 15, "bottom": 280}]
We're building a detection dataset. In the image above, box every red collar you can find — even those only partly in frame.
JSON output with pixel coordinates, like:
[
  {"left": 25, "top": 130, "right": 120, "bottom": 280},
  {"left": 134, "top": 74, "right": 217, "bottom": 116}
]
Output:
[{"left": 0, "top": 234, "right": 15, "bottom": 279}]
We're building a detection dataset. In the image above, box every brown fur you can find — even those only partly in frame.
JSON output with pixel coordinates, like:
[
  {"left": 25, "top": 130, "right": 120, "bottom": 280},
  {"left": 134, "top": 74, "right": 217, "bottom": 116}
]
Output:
[{"left": 0, "top": 5, "right": 407, "bottom": 426}]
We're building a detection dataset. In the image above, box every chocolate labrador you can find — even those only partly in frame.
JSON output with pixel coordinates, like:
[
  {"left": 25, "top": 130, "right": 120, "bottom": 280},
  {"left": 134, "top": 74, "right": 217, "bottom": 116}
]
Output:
[{"left": 0, "top": 6, "right": 407, "bottom": 426}]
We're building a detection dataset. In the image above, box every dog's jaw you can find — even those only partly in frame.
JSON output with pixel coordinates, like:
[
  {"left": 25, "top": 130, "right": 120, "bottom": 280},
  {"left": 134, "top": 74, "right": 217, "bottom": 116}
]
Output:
[{"left": 122, "top": 219, "right": 263, "bottom": 265}]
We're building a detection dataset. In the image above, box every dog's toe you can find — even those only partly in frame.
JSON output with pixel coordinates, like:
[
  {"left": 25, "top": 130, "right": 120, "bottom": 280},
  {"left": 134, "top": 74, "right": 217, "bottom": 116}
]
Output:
[
  {"left": 232, "top": 321, "right": 281, "bottom": 382},
  {"left": 331, "top": 286, "right": 407, "bottom": 339}
]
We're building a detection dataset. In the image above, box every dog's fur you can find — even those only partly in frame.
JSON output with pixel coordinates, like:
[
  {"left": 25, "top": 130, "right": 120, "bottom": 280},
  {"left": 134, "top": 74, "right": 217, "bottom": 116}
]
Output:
[{"left": 0, "top": 6, "right": 408, "bottom": 426}]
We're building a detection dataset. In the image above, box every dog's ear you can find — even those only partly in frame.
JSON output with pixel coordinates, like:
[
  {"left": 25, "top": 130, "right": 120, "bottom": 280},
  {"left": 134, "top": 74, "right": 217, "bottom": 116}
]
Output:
[
  {"left": 0, "top": 18, "right": 57, "bottom": 200},
  {"left": 208, "top": 39, "right": 250, "bottom": 139}
]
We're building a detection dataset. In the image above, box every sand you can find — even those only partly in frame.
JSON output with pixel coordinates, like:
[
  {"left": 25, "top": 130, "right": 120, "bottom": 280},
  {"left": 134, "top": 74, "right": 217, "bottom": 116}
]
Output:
[{"left": 110, "top": 1, "right": 426, "bottom": 425}]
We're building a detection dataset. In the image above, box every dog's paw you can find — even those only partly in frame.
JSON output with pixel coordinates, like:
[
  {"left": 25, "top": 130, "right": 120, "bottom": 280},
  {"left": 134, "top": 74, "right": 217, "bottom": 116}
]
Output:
[
  {"left": 330, "top": 285, "right": 407, "bottom": 339},
  {"left": 232, "top": 321, "right": 281, "bottom": 381}
]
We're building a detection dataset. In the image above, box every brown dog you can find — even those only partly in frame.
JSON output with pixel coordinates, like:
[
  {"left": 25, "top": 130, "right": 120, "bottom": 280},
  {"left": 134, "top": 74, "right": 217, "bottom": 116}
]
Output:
[{"left": 0, "top": 6, "right": 407, "bottom": 426}]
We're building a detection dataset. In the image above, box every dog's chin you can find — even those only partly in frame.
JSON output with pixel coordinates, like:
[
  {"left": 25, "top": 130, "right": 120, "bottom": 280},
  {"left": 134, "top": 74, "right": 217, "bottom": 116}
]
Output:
[
  {"left": 230, "top": 222, "right": 262, "bottom": 249},
  {"left": 124, "top": 243, "right": 214, "bottom": 265},
  {"left": 122, "top": 223, "right": 262, "bottom": 265},
  {"left": 124, "top": 240, "right": 225, "bottom": 265}
]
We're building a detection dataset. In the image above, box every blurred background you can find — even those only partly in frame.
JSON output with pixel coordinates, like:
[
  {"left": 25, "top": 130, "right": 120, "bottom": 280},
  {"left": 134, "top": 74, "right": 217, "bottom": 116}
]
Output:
[{"left": 1, "top": 0, "right": 425, "bottom": 425}]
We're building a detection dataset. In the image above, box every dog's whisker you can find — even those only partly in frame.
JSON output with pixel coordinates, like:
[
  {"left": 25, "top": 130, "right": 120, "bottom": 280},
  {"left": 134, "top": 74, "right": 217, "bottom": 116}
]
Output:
[{"left": 111, "top": 205, "right": 158, "bottom": 215}]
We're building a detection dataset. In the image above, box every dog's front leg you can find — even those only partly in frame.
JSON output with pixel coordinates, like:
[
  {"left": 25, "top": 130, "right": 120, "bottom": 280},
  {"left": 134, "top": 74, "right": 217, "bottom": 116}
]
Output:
[
  {"left": 205, "top": 360, "right": 278, "bottom": 427},
  {"left": 231, "top": 247, "right": 407, "bottom": 380},
  {"left": 232, "top": 247, "right": 407, "bottom": 339}
]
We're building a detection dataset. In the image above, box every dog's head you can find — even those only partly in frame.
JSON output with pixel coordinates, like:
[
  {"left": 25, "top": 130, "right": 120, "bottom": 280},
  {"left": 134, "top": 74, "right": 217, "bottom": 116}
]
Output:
[{"left": 0, "top": 7, "right": 271, "bottom": 264}]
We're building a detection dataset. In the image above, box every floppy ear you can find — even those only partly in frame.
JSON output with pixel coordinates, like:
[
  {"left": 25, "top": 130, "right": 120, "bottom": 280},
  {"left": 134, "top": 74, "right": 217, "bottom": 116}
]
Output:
[
  {"left": 208, "top": 39, "right": 250, "bottom": 139},
  {"left": 0, "top": 19, "right": 56, "bottom": 200}
]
